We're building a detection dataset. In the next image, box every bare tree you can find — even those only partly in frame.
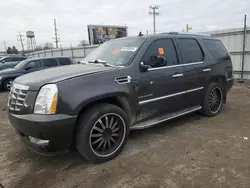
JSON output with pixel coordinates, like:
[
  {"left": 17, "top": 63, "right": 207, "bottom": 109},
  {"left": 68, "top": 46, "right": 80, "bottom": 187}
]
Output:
[
  {"left": 35, "top": 45, "right": 43, "bottom": 51},
  {"left": 44, "top": 42, "right": 54, "bottom": 49}
]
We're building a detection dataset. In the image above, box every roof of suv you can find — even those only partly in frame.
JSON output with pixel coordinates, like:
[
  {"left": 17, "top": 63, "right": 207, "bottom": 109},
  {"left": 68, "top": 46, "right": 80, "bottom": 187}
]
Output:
[
  {"left": 4, "top": 55, "right": 27, "bottom": 58},
  {"left": 26, "top": 56, "right": 71, "bottom": 61},
  {"left": 124, "top": 32, "right": 214, "bottom": 40}
]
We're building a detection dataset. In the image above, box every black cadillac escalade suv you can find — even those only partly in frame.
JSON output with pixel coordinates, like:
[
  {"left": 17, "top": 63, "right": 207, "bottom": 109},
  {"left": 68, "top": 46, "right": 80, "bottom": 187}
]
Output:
[{"left": 8, "top": 33, "right": 234, "bottom": 163}]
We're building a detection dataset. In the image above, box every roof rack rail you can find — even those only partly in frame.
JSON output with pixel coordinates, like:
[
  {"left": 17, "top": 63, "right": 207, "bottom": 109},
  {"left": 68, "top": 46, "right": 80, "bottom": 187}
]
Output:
[{"left": 161, "top": 32, "right": 211, "bottom": 37}]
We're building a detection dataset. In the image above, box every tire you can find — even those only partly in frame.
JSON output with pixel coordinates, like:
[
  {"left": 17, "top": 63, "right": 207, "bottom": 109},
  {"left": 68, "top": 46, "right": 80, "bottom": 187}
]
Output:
[
  {"left": 76, "top": 103, "right": 130, "bottom": 163},
  {"left": 201, "top": 82, "right": 224, "bottom": 117},
  {"left": 4, "top": 79, "right": 14, "bottom": 91}
]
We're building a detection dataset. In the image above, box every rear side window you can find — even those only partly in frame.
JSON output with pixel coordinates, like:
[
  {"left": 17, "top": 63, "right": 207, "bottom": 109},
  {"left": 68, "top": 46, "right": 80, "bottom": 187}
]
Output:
[
  {"left": 15, "top": 57, "right": 23, "bottom": 61},
  {"left": 43, "top": 59, "right": 58, "bottom": 67},
  {"left": 58, "top": 58, "right": 71, "bottom": 65},
  {"left": 177, "top": 38, "right": 203, "bottom": 64},
  {"left": 203, "top": 39, "right": 229, "bottom": 61}
]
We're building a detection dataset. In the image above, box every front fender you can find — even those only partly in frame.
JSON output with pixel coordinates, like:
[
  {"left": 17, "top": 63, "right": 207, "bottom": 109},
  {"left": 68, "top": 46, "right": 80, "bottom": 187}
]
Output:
[{"left": 57, "top": 76, "right": 139, "bottom": 117}]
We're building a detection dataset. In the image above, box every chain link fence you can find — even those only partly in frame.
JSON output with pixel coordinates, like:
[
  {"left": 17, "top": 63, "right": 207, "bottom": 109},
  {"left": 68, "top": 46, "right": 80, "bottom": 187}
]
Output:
[{"left": 27, "top": 45, "right": 99, "bottom": 62}]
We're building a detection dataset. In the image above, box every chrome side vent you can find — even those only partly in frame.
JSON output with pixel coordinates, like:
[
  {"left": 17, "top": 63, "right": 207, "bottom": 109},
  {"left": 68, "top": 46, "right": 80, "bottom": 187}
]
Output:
[{"left": 115, "top": 76, "right": 132, "bottom": 84}]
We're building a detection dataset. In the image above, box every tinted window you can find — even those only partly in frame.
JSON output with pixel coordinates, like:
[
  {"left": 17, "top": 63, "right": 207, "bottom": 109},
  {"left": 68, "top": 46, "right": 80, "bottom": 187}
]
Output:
[
  {"left": 177, "top": 38, "right": 203, "bottom": 64},
  {"left": 58, "top": 58, "right": 71, "bottom": 65},
  {"left": 4, "top": 58, "right": 14, "bottom": 62},
  {"left": 18, "top": 57, "right": 26, "bottom": 61},
  {"left": 203, "top": 39, "right": 229, "bottom": 61},
  {"left": 43, "top": 59, "right": 58, "bottom": 67},
  {"left": 26, "top": 60, "right": 41, "bottom": 69},
  {"left": 12, "top": 57, "right": 23, "bottom": 61},
  {"left": 141, "top": 38, "right": 178, "bottom": 67}
]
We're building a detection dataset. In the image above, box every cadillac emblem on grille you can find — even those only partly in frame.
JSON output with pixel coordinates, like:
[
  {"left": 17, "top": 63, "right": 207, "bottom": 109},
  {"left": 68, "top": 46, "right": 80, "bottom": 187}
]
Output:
[{"left": 8, "top": 83, "right": 29, "bottom": 112}]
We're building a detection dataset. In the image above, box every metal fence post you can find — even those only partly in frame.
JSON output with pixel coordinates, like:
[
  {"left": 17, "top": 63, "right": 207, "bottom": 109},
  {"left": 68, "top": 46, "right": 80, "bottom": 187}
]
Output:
[
  {"left": 44, "top": 49, "right": 46, "bottom": 57},
  {"left": 71, "top": 43, "right": 74, "bottom": 61},
  {"left": 241, "top": 14, "right": 247, "bottom": 80},
  {"left": 51, "top": 48, "right": 53, "bottom": 56},
  {"left": 83, "top": 41, "right": 86, "bottom": 58},
  {"left": 60, "top": 45, "right": 63, "bottom": 56}
]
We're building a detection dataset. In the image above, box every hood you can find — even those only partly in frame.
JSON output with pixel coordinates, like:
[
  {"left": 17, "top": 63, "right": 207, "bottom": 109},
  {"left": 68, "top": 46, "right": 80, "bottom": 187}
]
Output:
[
  {"left": 0, "top": 68, "right": 24, "bottom": 75},
  {"left": 14, "top": 64, "right": 113, "bottom": 90}
]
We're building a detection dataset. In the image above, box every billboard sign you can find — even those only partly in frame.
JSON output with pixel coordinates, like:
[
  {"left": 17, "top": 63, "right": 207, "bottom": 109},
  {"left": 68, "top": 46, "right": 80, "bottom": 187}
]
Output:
[{"left": 88, "top": 25, "right": 128, "bottom": 45}]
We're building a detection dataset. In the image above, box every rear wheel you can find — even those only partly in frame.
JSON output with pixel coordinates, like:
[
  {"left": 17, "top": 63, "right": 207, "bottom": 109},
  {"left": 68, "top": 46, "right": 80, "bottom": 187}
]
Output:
[
  {"left": 4, "top": 79, "right": 14, "bottom": 91},
  {"left": 201, "top": 83, "right": 223, "bottom": 117},
  {"left": 76, "top": 104, "right": 129, "bottom": 163}
]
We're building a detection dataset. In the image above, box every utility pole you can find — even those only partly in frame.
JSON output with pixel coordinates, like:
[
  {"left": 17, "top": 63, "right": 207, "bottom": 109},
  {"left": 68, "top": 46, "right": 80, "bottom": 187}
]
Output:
[
  {"left": 53, "top": 18, "right": 60, "bottom": 48},
  {"left": 186, "top": 24, "right": 192, "bottom": 32},
  {"left": 17, "top": 32, "right": 25, "bottom": 55},
  {"left": 149, "top": 5, "right": 160, "bottom": 34}
]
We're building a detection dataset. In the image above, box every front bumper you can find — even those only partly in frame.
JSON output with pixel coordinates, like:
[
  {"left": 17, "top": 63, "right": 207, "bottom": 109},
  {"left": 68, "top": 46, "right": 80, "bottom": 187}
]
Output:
[{"left": 9, "top": 113, "right": 77, "bottom": 156}]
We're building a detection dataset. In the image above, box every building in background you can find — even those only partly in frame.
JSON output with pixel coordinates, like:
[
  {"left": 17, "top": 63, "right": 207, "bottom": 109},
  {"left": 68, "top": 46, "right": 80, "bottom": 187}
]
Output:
[{"left": 87, "top": 25, "right": 128, "bottom": 45}]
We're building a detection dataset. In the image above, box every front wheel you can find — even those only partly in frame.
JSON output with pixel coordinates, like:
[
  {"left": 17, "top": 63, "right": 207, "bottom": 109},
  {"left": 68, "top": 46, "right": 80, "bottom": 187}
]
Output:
[
  {"left": 4, "top": 79, "right": 14, "bottom": 91},
  {"left": 201, "top": 83, "right": 223, "bottom": 117},
  {"left": 76, "top": 104, "right": 129, "bottom": 163}
]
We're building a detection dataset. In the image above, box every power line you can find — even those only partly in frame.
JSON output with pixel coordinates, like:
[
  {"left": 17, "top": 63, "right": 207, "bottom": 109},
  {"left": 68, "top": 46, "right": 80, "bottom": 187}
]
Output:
[
  {"left": 17, "top": 32, "right": 25, "bottom": 54},
  {"left": 149, "top": 5, "right": 160, "bottom": 34},
  {"left": 53, "top": 18, "right": 60, "bottom": 48}
]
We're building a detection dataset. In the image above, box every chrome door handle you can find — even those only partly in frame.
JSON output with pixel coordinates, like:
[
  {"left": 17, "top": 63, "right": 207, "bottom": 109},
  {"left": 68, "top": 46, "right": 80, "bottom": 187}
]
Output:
[
  {"left": 172, "top": 73, "right": 183, "bottom": 78},
  {"left": 203, "top": 68, "right": 211, "bottom": 72}
]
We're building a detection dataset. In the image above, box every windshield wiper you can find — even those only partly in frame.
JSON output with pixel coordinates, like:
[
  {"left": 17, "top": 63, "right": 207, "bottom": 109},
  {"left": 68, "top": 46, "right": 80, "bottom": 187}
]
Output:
[{"left": 88, "top": 60, "right": 116, "bottom": 67}]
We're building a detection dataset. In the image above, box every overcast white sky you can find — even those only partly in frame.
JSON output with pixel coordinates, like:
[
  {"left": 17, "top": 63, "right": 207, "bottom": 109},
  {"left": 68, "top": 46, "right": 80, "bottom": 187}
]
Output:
[{"left": 0, "top": 0, "right": 249, "bottom": 51}]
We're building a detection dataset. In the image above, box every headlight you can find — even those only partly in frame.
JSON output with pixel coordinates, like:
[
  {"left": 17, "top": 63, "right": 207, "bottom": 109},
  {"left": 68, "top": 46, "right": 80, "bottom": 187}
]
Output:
[
  {"left": 0, "top": 76, "right": 2, "bottom": 80},
  {"left": 34, "top": 84, "right": 58, "bottom": 114}
]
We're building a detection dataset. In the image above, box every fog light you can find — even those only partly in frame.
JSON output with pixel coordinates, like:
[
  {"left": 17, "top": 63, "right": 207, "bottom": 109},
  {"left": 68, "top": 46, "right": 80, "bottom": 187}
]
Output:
[{"left": 28, "top": 136, "right": 49, "bottom": 146}]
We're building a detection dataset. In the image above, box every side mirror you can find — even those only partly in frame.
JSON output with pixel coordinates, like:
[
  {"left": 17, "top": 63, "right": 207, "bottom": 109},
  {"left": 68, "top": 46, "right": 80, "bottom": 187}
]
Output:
[
  {"left": 142, "top": 55, "right": 167, "bottom": 70},
  {"left": 140, "top": 62, "right": 151, "bottom": 71},
  {"left": 1, "top": 60, "right": 5, "bottom": 63},
  {"left": 25, "top": 66, "right": 32, "bottom": 71}
]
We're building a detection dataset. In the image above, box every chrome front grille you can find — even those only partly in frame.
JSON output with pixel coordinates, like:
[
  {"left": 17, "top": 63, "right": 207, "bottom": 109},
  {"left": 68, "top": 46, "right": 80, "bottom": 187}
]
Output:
[{"left": 8, "top": 83, "right": 29, "bottom": 112}]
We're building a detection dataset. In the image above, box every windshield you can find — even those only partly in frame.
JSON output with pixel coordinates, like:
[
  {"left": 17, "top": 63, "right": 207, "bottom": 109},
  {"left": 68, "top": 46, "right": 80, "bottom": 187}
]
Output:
[
  {"left": 0, "top": 57, "right": 5, "bottom": 62},
  {"left": 14, "top": 59, "right": 29, "bottom": 69},
  {"left": 81, "top": 38, "right": 146, "bottom": 66}
]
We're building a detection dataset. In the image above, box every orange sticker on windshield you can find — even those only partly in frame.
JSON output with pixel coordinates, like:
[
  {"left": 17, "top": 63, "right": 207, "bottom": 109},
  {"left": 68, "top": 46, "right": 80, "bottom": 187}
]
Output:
[
  {"left": 158, "top": 48, "right": 164, "bottom": 55},
  {"left": 112, "top": 49, "right": 120, "bottom": 54}
]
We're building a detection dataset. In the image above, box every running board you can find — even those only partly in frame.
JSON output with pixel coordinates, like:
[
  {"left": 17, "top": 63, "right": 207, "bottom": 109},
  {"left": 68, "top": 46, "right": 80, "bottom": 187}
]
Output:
[{"left": 130, "top": 106, "right": 202, "bottom": 130}]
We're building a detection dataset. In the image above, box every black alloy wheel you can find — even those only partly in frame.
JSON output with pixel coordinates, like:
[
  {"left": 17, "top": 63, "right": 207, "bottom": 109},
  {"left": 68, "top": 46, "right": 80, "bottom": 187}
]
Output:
[
  {"left": 208, "top": 87, "right": 223, "bottom": 114},
  {"left": 89, "top": 113, "right": 126, "bottom": 157},
  {"left": 201, "top": 82, "right": 224, "bottom": 117},
  {"left": 76, "top": 104, "right": 129, "bottom": 163}
]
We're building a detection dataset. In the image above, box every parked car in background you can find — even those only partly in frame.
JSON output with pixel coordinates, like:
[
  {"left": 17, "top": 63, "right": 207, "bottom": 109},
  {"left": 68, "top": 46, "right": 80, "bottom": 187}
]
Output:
[
  {"left": 0, "top": 56, "right": 73, "bottom": 90},
  {"left": 0, "top": 56, "right": 27, "bottom": 70},
  {"left": 8, "top": 33, "right": 234, "bottom": 163}
]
